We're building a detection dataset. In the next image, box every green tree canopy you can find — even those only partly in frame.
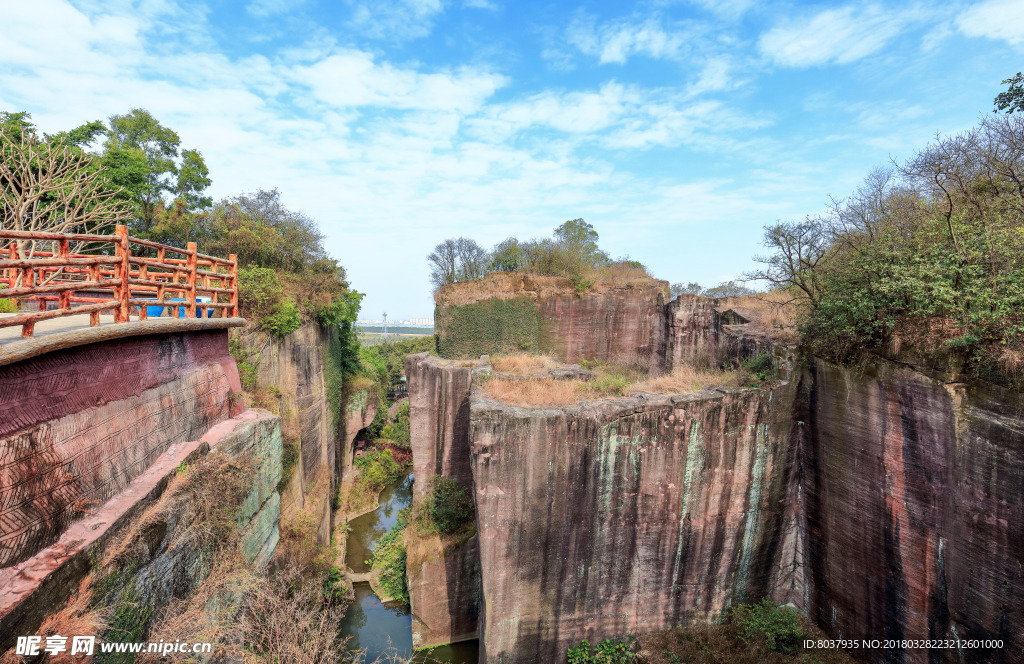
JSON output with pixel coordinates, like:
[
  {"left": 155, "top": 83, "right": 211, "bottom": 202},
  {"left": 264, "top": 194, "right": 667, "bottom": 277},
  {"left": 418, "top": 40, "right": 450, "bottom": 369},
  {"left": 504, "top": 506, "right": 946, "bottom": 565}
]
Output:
[{"left": 995, "top": 72, "right": 1024, "bottom": 114}]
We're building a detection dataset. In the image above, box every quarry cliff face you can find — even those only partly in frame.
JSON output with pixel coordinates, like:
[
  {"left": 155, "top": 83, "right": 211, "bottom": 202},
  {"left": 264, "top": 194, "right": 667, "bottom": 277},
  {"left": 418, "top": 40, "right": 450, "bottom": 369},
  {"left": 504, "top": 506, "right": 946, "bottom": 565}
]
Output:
[
  {"left": 408, "top": 290, "right": 1024, "bottom": 664},
  {"left": 800, "top": 357, "right": 1024, "bottom": 663},
  {"left": 0, "top": 330, "right": 240, "bottom": 569},
  {"left": 405, "top": 353, "right": 480, "bottom": 648},
  {"left": 232, "top": 321, "right": 356, "bottom": 544},
  {"left": 470, "top": 386, "right": 801, "bottom": 663},
  {"left": 434, "top": 272, "right": 669, "bottom": 368}
]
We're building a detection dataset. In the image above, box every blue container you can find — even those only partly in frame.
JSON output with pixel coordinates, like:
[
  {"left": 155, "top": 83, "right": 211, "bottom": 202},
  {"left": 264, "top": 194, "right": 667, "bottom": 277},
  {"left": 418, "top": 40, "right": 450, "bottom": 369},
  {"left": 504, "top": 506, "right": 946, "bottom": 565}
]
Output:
[{"left": 143, "top": 298, "right": 213, "bottom": 318}]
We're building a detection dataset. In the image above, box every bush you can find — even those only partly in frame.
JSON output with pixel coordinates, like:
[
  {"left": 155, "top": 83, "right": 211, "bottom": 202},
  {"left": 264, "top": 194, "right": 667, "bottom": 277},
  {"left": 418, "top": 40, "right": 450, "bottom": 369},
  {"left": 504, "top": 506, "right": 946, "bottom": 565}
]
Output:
[
  {"left": 0, "top": 297, "right": 17, "bottom": 313},
  {"left": 740, "top": 353, "right": 774, "bottom": 381},
  {"left": 369, "top": 509, "right": 409, "bottom": 605},
  {"left": 353, "top": 448, "right": 404, "bottom": 494},
  {"left": 731, "top": 599, "right": 803, "bottom": 654},
  {"left": 426, "top": 476, "right": 474, "bottom": 536},
  {"left": 261, "top": 296, "right": 301, "bottom": 337},
  {"left": 238, "top": 266, "right": 284, "bottom": 318},
  {"left": 567, "top": 636, "right": 637, "bottom": 664}
]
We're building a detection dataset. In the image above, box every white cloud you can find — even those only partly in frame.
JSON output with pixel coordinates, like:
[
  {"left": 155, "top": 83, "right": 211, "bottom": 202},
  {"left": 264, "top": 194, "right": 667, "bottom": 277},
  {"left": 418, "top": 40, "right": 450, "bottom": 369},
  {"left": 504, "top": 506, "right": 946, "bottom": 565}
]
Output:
[
  {"left": 758, "top": 5, "right": 906, "bottom": 67},
  {"left": 567, "top": 14, "right": 691, "bottom": 64},
  {"left": 956, "top": 0, "right": 1024, "bottom": 46},
  {"left": 247, "top": 0, "right": 301, "bottom": 17},
  {"left": 345, "top": 0, "right": 445, "bottom": 41}
]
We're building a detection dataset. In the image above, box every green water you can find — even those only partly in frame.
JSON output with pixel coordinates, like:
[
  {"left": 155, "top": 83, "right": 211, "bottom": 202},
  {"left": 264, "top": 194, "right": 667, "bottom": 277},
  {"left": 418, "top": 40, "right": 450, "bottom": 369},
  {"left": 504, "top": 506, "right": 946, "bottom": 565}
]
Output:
[{"left": 340, "top": 473, "right": 478, "bottom": 663}]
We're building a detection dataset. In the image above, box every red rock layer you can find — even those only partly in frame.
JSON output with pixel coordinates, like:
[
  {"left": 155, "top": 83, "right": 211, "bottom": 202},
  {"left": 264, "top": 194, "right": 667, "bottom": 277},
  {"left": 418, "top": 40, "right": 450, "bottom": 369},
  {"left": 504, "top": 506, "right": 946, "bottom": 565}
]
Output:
[
  {"left": 536, "top": 286, "right": 668, "bottom": 369},
  {"left": 470, "top": 387, "right": 800, "bottom": 663},
  {"left": 0, "top": 330, "right": 239, "bottom": 568},
  {"left": 405, "top": 353, "right": 481, "bottom": 647},
  {"left": 802, "top": 358, "right": 1024, "bottom": 663}
]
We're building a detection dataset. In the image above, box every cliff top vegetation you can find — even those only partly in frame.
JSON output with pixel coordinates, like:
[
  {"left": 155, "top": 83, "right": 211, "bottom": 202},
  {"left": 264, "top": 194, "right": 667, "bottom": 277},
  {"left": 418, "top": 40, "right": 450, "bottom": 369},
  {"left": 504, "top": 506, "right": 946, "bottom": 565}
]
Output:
[
  {"left": 428, "top": 218, "right": 665, "bottom": 299},
  {"left": 479, "top": 353, "right": 769, "bottom": 408},
  {"left": 747, "top": 109, "right": 1024, "bottom": 384}
]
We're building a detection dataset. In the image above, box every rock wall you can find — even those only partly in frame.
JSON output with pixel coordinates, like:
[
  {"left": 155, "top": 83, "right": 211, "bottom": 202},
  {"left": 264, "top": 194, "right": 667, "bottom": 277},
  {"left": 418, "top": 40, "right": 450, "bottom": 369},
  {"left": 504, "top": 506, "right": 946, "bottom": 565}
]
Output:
[
  {"left": 405, "top": 353, "right": 481, "bottom": 647},
  {"left": 470, "top": 386, "right": 800, "bottom": 663},
  {"left": 233, "top": 321, "right": 343, "bottom": 544},
  {"left": 800, "top": 357, "right": 1024, "bottom": 663},
  {"left": 0, "top": 409, "right": 282, "bottom": 654},
  {"left": 434, "top": 273, "right": 669, "bottom": 369},
  {"left": 0, "top": 330, "right": 240, "bottom": 568}
]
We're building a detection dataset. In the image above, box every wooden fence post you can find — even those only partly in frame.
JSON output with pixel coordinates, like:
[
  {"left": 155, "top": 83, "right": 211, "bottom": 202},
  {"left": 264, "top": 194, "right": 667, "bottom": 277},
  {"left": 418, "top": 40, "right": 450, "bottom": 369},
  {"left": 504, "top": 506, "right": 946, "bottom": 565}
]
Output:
[
  {"left": 115, "top": 225, "right": 130, "bottom": 323},
  {"left": 185, "top": 242, "right": 198, "bottom": 318},
  {"left": 228, "top": 254, "right": 238, "bottom": 318},
  {"left": 58, "top": 239, "right": 70, "bottom": 310}
]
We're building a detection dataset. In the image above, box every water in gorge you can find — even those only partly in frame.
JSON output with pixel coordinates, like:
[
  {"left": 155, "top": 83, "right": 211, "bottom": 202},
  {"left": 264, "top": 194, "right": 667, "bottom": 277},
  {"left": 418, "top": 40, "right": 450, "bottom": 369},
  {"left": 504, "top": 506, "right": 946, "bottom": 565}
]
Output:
[{"left": 339, "top": 472, "right": 478, "bottom": 664}]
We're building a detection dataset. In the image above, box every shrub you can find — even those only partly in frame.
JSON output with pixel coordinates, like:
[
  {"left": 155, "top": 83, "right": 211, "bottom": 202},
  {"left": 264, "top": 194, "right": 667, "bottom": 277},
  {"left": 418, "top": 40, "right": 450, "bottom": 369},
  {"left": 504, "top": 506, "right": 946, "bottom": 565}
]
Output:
[
  {"left": 740, "top": 353, "right": 774, "bottom": 381},
  {"left": 353, "top": 448, "right": 403, "bottom": 494},
  {"left": 369, "top": 509, "right": 409, "bottom": 605},
  {"left": 427, "top": 476, "right": 474, "bottom": 536},
  {"left": 567, "top": 636, "right": 637, "bottom": 664},
  {"left": 0, "top": 297, "right": 16, "bottom": 313},
  {"left": 261, "top": 296, "right": 301, "bottom": 337},
  {"left": 731, "top": 599, "right": 803, "bottom": 654},
  {"left": 237, "top": 266, "right": 284, "bottom": 318},
  {"left": 277, "top": 442, "right": 300, "bottom": 494}
]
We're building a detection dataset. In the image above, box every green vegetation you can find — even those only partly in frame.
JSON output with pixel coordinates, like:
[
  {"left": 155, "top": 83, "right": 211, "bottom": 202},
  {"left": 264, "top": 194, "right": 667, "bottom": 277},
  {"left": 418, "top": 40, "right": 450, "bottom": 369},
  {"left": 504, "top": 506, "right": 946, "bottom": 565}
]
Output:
[
  {"left": 436, "top": 296, "right": 543, "bottom": 358},
  {"left": 995, "top": 72, "right": 1023, "bottom": 114},
  {"left": 428, "top": 219, "right": 650, "bottom": 293},
  {"left": 732, "top": 600, "right": 804, "bottom": 654},
  {"left": 383, "top": 401, "right": 411, "bottom": 448},
  {"left": 415, "top": 476, "right": 475, "bottom": 536},
  {"left": 747, "top": 113, "right": 1024, "bottom": 384},
  {"left": 228, "top": 338, "right": 259, "bottom": 392},
  {"left": 277, "top": 442, "right": 300, "bottom": 494},
  {"left": 353, "top": 448, "right": 405, "bottom": 494},
  {"left": 566, "top": 636, "right": 637, "bottom": 664},
  {"left": 321, "top": 566, "right": 346, "bottom": 605},
  {"left": 368, "top": 508, "right": 410, "bottom": 605},
  {"left": 741, "top": 353, "right": 774, "bottom": 382},
  {"left": 670, "top": 280, "right": 754, "bottom": 298}
]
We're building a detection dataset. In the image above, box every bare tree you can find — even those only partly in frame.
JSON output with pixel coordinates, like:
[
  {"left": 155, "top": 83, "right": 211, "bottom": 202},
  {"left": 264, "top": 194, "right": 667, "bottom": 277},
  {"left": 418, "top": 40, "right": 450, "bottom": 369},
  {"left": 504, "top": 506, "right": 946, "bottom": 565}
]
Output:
[
  {"left": 454, "top": 237, "right": 488, "bottom": 281},
  {"left": 428, "top": 239, "right": 458, "bottom": 292},
  {"left": 1, "top": 126, "right": 132, "bottom": 266},
  {"left": 744, "top": 218, "right": 832, "bottom": 305}
]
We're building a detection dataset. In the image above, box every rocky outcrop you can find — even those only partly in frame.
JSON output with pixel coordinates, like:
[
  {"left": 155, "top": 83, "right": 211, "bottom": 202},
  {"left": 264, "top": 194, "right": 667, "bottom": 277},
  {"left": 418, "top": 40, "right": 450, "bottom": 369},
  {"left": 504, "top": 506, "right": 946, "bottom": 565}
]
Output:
[
  {"left": 434, "top": 273, "right": 669, "bottom": 369},
  {"left": 232, "top": 321, "right": 344, "bottom": 544},
  {"left": 0, "top": 409, "right": 282, "bottom": 653},
  {"left": 340, "top": 384, "right": 378, "bottom": 479},
  {"left": 0, "top": 329, "right": 241, "bottom": 568},
  {"left": 800, "top": 357, "right": 1024, "bottom": 663},
  {"left": 405, "top": 353, "right": 481, "bottom": 647},
  {"left": 470, "top": 385, "right": 800, "bottom": 663}
]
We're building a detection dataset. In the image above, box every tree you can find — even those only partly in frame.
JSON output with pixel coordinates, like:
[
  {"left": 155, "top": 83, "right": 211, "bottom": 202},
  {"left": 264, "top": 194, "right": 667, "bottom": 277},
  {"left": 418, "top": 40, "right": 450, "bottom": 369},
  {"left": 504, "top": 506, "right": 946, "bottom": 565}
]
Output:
[
  {"left": 1, "top": 123, "right": 132, "bottom": 252},
  {"left": 670, "top": 282, "right": 704, "bottom": 297},
  {"left": 703, "top": 280, "right": 755, "bottom": 298},
  {"left": 553, "top": 218, "right": 608, "bottom": 265},
  {"left": 744, "top": 219, "right": 832, "bottom": 304},
  {"left": 455, "top": 237, "right": 488, "bottom": 281},
  {"left": 995, "top": 72, "right": 1024, "bottom": 114},
  {"left": 489, "top": 237, "right": 526, "bottom": 272},
  {"left": 104, "top": 108, "right": 211, "bottom": 233}
]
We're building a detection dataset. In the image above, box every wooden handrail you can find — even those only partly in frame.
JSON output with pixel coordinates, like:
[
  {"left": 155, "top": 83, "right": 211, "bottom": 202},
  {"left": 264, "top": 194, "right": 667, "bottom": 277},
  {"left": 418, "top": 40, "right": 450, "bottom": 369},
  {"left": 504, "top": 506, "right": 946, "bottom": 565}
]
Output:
[{"left": 0, "top": 226, "right": 241, "bottom": 337}]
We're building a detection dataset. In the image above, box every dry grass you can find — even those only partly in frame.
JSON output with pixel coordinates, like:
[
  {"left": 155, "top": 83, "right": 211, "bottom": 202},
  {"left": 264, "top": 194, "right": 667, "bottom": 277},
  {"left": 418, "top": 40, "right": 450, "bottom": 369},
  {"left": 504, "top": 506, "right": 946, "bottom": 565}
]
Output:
[
  {"left": 627, "top": 365, "right": 751, "bottom": 395},
  {"left": 490, "top": 353, "right": 558, "bottom": 375},
  {"left": 719, "top": 291, "right": 800, "bottom": 344},
  {"left": 482, "top": 377, "right": 584, "bottom": 407},
  {"left": 139, "top": 553, "right": 260, "bottom": 663},
  {"left": 591, "top": 262, "right": 666, "bottom": 291}
]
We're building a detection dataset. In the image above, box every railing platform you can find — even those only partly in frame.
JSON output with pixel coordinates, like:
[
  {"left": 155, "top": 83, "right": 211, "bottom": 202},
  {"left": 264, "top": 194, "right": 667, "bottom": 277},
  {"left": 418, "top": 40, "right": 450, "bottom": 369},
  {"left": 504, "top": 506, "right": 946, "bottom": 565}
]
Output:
[{"left": 0, "top": 313, "right": 246, "bottom": 368}]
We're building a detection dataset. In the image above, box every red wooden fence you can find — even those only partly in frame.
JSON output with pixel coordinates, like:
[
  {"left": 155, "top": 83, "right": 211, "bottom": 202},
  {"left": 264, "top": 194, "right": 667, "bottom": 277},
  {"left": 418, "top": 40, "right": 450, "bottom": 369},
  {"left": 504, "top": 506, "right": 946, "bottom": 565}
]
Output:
[{"left": 0, "top": 225, "right": 239, "bottom": 338}]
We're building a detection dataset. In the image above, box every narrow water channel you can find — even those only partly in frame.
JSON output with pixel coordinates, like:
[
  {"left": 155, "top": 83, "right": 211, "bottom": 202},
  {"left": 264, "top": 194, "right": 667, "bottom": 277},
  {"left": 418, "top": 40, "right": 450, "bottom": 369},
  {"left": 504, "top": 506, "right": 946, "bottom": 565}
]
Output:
[{"left": 339, "top": 472, "right": 479, "bottom": 664}]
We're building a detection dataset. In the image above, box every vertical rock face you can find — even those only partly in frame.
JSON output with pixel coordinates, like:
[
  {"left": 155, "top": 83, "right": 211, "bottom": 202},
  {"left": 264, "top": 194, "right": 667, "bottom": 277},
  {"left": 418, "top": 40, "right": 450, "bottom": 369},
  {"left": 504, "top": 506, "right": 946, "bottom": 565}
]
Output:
[
  {"left": 434, "top": 273, "right": 669, "bottom": 369},
  {"left": 470, "top": 387, "right": 800, "bottom": 663},
  {"left": 535, "top": 286, "right": 667, "bottom": 368},
  {"left": 0, "top": 330, "right": 239, "bottom": 568},
  {"left": 406, "top": 353, "right": 476, "bottom": 498},
  {"left": 233, "top": 321, "right": 342, "bottom": 543},
  {"left": 405, "top": 353, "right": 481, "bottom": 647},
  {"left": 802, "top": 358, "right": 1024, "bottom": 663},
  {"left": 339, "top": 385, "right": 378, "bottom": 479}
]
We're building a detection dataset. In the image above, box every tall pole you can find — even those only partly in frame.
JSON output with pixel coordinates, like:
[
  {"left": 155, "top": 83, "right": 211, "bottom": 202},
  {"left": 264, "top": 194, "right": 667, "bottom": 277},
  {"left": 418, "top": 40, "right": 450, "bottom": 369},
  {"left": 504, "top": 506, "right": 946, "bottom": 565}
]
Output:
[{"left": 382, "top": 311, "right": 388, "bottom": 339}]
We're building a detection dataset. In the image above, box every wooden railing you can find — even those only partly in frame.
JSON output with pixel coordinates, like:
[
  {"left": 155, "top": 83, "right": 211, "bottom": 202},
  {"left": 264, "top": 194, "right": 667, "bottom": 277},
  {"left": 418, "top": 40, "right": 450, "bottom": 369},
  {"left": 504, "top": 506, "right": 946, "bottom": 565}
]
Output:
[{"left": 1, "top": 225, "right": 239, "bottom": 338}]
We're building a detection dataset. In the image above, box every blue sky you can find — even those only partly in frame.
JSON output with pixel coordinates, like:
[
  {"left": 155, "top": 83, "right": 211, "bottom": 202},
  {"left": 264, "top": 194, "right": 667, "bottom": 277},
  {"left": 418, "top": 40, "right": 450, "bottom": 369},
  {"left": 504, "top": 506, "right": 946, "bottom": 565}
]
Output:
[{"left": 3, "top": 0, "right": 1023, "bottom": 319}]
